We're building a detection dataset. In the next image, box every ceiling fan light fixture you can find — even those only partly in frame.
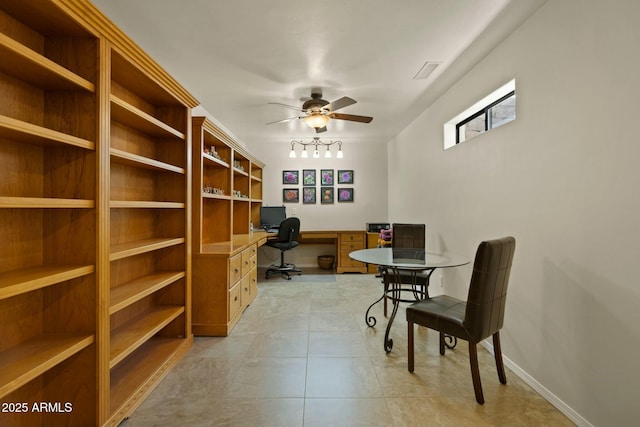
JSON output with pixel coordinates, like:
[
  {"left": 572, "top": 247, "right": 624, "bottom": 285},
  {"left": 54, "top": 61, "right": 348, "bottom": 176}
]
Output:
[{"left": 303, "top": 113, "right": 329, "bottom": 129}]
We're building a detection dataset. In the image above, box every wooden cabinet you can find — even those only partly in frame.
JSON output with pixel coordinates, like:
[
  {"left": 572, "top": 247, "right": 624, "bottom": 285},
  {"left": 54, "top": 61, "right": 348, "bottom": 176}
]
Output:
[
  {"left": 337, "top": 231, "right": 367, "bottom": 273},
  {"left": 191, "top": 117, "right": 265, "bottom": 336},
  {"left": 0, "top": 1, "right": 197, "bottom": 426},
  {"left": 192, "top": 239, "right": 263, "bottom": 336}
]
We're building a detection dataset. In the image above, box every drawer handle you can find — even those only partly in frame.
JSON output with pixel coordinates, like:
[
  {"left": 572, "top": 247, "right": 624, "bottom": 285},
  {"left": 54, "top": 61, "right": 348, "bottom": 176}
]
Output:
[
  {"left": 234, "top": 296, "right": 238, "bottom": 301},
  {"left": 234, "top": 268, "right": 239, "bottom": 273}
]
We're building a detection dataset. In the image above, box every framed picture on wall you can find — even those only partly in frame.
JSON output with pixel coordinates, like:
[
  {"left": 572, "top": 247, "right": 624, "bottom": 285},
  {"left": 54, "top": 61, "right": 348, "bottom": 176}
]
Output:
[
  {"left": 303, "top": 169, "right": 316, "bottom": 186},
  {"left": 282, "top": 170, "right": 299, "bottom": 185},
  {"left": 338, "top": 187, "right": 354, "bottom": 202},
  {"left": 321, "top": 169, "right": 334, "bottom": 185},
  {"left": 303, "top": 187, "right": 316, "bottom": 204},
  {"left": 320, "top": 187, "right": 334, "bottom": 204},
  {"left": 337, "top": 170, "right": 354, "bottom": 184},
  {"left": 283, "top": 188, "right": 299, "bottom": 203}
]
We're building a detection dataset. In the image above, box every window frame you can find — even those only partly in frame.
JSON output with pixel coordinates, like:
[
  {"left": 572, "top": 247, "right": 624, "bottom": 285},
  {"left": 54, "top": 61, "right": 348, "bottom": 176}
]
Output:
[
  {"left": 455, "top": 90, "right": 515, "bottom": 144},
  {"left": 443, "top": 79, "right": 516, "bottom": 150}
]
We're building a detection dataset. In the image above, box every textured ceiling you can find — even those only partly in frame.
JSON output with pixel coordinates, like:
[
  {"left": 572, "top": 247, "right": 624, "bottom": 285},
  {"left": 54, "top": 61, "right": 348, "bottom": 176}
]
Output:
[{"left": 91, "top": 0, "right": 545, "bottom": 146}]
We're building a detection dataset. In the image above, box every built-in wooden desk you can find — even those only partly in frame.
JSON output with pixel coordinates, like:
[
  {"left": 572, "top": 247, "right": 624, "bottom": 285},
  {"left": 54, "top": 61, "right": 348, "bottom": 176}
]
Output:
[
  {"left": 192, "top": 229, "right": 367, "bottom": 336},
  {"left": 193, "top": 232, "right": 269, "bottom": 336},
  {"left": 295, "top": 230, "right": 367, "bottom": 273}
]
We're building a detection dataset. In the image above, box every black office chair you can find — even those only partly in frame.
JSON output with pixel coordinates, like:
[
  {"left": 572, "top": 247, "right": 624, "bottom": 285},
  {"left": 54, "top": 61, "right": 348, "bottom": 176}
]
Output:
[
  {"left": 265, "top": 217, "right": 302, "bottom": 280},
  {"left": 406, "top": 236, "right": 516, "bottom": 404},
  {"left": 381, "top": 224, "right": 433, "bottom": 315}
]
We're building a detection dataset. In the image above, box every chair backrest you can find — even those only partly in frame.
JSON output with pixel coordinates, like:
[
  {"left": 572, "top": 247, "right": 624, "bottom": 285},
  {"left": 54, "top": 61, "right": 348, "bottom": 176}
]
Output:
[
  {"left": 276, "top": 217, "right": 300, "bottom": 246},
  {"left": 392, "top": 223, "right": 425, "bottom": 249},
  {"left": 463, "top": 236, "right": 516, "bottom": 343}
]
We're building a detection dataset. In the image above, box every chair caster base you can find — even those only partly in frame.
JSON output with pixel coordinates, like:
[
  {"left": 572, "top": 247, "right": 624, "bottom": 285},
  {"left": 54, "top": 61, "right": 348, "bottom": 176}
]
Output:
[{"left": 265, "top": 265, "right": 302, "bottom": 280}]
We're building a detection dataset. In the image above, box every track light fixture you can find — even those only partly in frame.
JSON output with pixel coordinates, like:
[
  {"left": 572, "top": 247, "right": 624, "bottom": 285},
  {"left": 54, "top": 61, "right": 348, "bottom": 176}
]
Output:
[{"left": 288, "top": 137, "right": 343, "bottom": 159}]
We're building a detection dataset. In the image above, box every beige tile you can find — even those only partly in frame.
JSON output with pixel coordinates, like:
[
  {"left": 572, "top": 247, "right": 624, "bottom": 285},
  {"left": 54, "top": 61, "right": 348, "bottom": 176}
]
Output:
[
  {"left": 245, "top": 330, "right": 309, "bottom": 358},
  {"left": 213, "top": 398, "right": 304, "bottom": 427},
  {"left": 188, "top": 335, "right": 255, "bottom": 358},
  {"left": 306, "top": 357, "right": 383, "bottom": 397},
  {"left": 309, "top": 311, "right": 361, "bottom": 332},
  {"left": 148, "top": 356, "right": 243, "bottom": 399},
  {"left": 304, "top": 398, "right": 395, "bottom": 427},
  {"left": 124, "top": 397, "right": 304, "bottom": 427},
  {"left": 308, "top": 331, "right": 369, "bottom": 357},
  {"left": 124, "top": 273, "right": 575, "bottom": 427},
  {"left": 227, "top": 357, "right": 307, "bottom": 398}
]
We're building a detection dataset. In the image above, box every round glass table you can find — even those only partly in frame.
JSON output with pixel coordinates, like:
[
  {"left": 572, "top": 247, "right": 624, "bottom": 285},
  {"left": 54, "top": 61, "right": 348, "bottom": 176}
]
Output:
[{"left": 349, "top": 247, "right": 470, "bottom": 352}]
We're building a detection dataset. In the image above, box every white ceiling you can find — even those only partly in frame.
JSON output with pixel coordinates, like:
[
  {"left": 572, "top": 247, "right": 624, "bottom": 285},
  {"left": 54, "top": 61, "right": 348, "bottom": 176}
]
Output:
[{"left": 91, "top": 0, "right": 545, "bottom": 146}]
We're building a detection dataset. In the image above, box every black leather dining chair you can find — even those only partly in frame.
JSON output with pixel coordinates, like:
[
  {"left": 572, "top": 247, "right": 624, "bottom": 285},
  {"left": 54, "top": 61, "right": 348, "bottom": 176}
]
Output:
[
  {"left": 265, "top": 217, "right": 302, "bottom": 280},
  {"left": 406, "top": 236, "right": 516, "bottom": 404},
  {"left": 381, "top": 224, "right": 432, "bottom": 315}
]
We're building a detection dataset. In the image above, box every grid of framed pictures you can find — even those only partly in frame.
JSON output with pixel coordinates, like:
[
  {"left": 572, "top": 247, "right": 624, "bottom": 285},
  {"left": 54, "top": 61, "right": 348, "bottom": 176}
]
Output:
[{"left": 282, "top": 169, "right": 354, "bottom": 204}]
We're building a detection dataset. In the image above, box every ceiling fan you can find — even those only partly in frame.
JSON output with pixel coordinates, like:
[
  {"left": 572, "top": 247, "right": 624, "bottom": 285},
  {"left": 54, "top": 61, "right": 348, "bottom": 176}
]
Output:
[{"left": 266, "top": 90, "right": 373, "bottom": 133}]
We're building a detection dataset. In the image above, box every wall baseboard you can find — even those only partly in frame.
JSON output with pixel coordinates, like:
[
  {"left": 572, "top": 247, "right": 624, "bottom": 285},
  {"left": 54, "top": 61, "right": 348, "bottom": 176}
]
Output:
[{"left": 480, "top": 341, "right": 593, "bottom": 427}]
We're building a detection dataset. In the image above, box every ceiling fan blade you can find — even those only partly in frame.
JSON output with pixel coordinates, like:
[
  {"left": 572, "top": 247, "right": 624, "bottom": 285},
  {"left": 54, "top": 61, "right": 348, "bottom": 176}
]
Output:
[
  {"left": 268, "top": 102, "right": 305, "bottom": 112},
  {"left": 265, "top": 116, "right": 301, "bottom": 125},
  {"left": 329, "top": 112, "right": 373, "bottom": 123},
  {"left": 315, "top": 126, "right": 327, "bottom": 133},
  {"left": 325, "top": 96, "right": 356, "bottom": 112}
]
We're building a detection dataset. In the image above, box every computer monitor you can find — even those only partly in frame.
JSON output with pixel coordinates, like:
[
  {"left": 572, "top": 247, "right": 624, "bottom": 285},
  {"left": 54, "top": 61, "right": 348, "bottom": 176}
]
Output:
[{"left": 260, "top": 206, "right": 286, "bottom": 228}]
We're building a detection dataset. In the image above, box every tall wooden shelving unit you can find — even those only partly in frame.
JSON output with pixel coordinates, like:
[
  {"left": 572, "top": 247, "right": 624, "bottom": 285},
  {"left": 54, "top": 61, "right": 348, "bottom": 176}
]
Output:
[
  {"left": 0, "top": 1, "right": 198, "bottom": 426},
  {"left": 105, "top": 46, "right": 194, "bottom": 426},
  {"left": 191, "top": 117, "right": 265, "bottom": 336}
]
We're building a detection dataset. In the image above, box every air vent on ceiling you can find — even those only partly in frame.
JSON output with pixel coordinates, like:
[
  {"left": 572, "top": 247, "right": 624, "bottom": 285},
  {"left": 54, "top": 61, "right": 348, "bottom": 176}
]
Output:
[{"left": 413, "top": 61, "right": 441, "bottom": 80}]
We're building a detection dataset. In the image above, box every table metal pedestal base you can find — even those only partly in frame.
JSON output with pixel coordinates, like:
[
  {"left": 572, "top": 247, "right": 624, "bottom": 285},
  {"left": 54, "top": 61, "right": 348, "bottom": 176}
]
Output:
[{"left": 365, "top": 267, "right": 435, "bottom": 353}]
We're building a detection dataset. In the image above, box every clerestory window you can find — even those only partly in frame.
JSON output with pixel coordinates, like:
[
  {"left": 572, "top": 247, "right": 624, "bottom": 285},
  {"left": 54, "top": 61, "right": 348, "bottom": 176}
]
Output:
[{"left": 444, "top": 79, "right": 516, "bottom": 149}]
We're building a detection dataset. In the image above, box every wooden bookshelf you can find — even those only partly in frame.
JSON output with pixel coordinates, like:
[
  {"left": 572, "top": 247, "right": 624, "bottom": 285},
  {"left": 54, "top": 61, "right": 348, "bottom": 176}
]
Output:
[
  {"left": 0, "top": 1, "right": 198, "bottom": 426},
  {"left": 191, "top": 117, "right": 265, "bottom": 336},
  {"left": 0, "top": 1, "right": 98, "bottom": 426},
  {"left": 106, "top": 45, "right": 194, "bottom": 426}
]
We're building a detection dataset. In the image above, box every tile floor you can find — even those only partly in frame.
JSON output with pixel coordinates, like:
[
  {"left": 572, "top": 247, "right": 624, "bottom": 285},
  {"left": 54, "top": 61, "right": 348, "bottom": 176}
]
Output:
[{"left": 122, "top": 270, "right": 575, "bottom": 427}]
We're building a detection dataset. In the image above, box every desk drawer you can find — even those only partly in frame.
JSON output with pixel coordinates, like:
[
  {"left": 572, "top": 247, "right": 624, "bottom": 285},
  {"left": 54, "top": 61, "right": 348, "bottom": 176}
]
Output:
[
  {"left": 341, "top": 241, "right": 364, "bottom": 252},
  {"left": 229, "top": 282, "right": 242, "bottom": 320},
  {"left": 340, "top": 252, "right": 366, "bottom": 268},
  {"left": 241, "top": 244, "right": 257, "bottom": 275},
  {"left": 241, "top": 273, "right": 251, "bottom": 304},
  {"left": 340, "top": 232, "right": 364, "bottom": 243},
  {"left": 249, "top": 267, "right": 258, "bottom": 298},
  {"left": 229, "top": 253, "right": 242, "bottom": 287}
]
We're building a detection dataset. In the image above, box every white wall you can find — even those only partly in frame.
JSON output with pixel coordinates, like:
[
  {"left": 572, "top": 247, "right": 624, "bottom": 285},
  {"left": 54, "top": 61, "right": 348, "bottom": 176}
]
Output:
[
  {"left": 248, "top": 139, "right": 388, "bottom": 266},
  {"left": 388, "top": 1, "right": 640, "bottom": 426}
]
